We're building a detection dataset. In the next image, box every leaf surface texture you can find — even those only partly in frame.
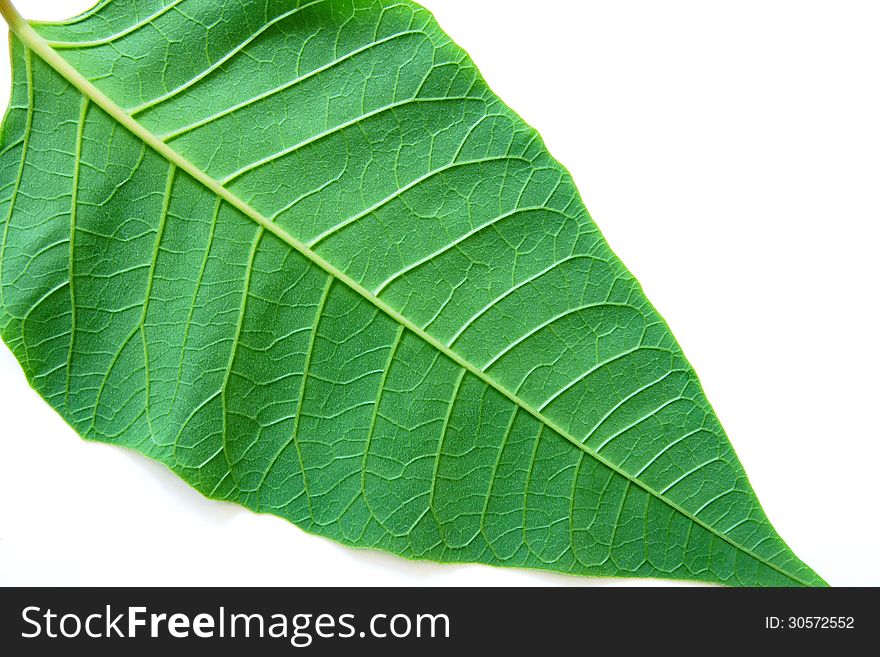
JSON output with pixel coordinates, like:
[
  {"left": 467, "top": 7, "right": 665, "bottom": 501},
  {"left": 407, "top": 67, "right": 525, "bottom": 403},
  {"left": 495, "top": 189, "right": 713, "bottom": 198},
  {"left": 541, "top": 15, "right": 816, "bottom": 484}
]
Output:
[{"left": 0, "top": 0, "right": 823, "bottom": 586}]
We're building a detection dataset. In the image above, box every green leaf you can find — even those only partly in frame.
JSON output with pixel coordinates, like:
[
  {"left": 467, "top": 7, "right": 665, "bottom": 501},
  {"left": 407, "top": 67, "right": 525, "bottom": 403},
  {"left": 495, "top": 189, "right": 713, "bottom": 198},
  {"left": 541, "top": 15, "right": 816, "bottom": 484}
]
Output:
[{"left": 0, "top": 0, "right": 823, "bottom": 586}]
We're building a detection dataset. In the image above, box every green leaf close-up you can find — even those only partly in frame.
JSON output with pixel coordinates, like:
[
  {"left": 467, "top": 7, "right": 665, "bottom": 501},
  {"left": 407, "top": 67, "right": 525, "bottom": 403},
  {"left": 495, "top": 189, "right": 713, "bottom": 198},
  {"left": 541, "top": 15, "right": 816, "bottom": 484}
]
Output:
[{"left": 0, "top": 0, "right": 824, "bottom": 586}]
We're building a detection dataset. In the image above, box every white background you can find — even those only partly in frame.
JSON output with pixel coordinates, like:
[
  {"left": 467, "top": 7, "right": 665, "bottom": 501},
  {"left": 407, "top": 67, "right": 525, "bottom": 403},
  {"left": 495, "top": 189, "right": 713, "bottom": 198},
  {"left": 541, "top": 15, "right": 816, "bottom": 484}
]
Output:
[{"left": 1, "top": 0, "right": 877, "bottom": 587}]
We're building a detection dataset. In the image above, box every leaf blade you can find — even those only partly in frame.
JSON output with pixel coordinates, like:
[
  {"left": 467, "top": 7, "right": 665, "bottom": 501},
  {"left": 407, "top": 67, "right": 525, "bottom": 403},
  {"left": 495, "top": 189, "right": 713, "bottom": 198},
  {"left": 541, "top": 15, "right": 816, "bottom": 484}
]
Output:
[{"left": 0, "top": 0, "right": 824, "bottom": 586}]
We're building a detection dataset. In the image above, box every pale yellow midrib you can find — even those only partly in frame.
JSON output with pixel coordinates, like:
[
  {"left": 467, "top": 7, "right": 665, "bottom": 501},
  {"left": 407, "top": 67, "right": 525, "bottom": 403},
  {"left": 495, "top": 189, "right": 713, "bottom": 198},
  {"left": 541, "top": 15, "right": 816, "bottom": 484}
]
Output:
[{"left": 0, "top": 0, "right": 810, "bottom": 586}]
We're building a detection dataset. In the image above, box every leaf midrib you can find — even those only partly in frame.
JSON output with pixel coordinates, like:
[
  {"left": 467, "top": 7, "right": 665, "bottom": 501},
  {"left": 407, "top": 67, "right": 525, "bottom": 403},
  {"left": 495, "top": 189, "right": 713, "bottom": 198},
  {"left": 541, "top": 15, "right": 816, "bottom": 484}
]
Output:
[{"left": 0, "top": 1, "right": 808, "bottom": 586}]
